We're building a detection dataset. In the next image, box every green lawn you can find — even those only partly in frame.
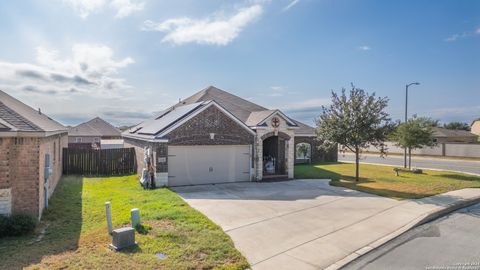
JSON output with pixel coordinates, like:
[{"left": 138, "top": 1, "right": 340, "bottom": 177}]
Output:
[
  {"left": 0, "top": 175, "right": 248, "bottom": 270},
  {"left": 295, "top": 162, "right": 480, "bottom": 199}
]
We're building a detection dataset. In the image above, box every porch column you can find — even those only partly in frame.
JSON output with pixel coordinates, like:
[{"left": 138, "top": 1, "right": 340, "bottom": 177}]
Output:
[
  {"left": 255, "top": 134, "right": 263, "bottom": 180},
  {"left": 287, "top": 136, "right": 294, "bottom": 178}
]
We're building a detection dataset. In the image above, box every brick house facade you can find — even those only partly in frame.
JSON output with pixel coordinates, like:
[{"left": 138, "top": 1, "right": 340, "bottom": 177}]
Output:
[
  {"left": 0, "top": 90, "right": 67, "bottom": 218},
  {"left": 124, "top": 86, "right": 337, "bottom": 187}
]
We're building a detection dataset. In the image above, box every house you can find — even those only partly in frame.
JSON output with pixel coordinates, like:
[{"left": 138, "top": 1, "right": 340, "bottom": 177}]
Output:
[
  {"left": 68, "top": 117, "right": 122, "bottom": 149},
  {"left": 432, "top": 127, "right": 478, "bottom": 144},
  {"left": 471, "top": 119, "right": 480, "bottom": 137},
  {"left": 0, "top": 90, "right": 67, "bottom": 218},
  {"left": 123, "top": 86, "right": 337, "bottom": 187}
]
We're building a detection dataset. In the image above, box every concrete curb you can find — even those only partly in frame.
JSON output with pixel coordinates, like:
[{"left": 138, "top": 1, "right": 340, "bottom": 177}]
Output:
[{"left": 325, "top": 193, "right": 480, "bottom": 270}]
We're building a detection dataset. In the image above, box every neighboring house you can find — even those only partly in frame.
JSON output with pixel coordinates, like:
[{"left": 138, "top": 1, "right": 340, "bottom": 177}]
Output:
[
  {"left": 432, "top": 127, "right": 478, "bottom": 144},
  {"left": 0, "top": 90, "right": 67, "bottom": 218},
  {"left": 68, "top": 117, "right": 122, "bottom": 149},
  {"left": 471, "top": 119, "right": 480, "bottom": 137},
  {"left": 124, "top": 86, "right": 337, "bottom": 187}
]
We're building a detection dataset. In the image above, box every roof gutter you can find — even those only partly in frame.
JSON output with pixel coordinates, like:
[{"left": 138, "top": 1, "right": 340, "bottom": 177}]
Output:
[
  {"left": 122, "top": 133, "right": 169, "bottom": 143},
  {"left": 0, "top": 130, "right": 67, "bottom": 138}
]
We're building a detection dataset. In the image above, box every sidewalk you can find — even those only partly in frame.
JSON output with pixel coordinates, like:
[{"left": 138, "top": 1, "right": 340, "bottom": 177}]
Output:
[{"left": 325, "top": 188, "right": 480, "bottom": 270}]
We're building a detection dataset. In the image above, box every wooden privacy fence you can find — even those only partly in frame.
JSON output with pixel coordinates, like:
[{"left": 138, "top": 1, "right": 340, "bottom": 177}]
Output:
[{"left": 63, "top": 148, "right": 136, "bottom": 176}]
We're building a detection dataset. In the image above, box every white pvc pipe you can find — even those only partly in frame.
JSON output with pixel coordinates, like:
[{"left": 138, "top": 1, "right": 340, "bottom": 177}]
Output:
[{"left": 105, "top": 201, "right": 113, "bottom": 234}]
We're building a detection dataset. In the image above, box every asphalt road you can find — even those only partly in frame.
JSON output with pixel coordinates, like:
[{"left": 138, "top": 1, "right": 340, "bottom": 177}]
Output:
[
  {"left": 339, "top": 153, "right": 480, "bottom": 175},
  {"left": 343, "top": 203, "right": 480, "bottom": 270}
]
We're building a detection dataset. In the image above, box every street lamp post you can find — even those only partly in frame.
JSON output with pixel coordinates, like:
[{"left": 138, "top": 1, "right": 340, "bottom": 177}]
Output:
[{"left": 404, "top": 82, "right": 420, "bottom": 168}]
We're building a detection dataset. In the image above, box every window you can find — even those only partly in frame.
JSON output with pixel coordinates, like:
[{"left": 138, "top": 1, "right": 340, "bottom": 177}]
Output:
[
  {"left": 295, "top": 143, "right": 311, "bottom": 160},
  {"left": 75, "top": 137, "right": 82, "bottom": 143}
]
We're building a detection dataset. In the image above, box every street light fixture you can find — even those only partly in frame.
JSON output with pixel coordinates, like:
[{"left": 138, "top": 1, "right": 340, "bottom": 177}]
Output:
[{"left": 404, "top": 82, "right": 420, "bottom": 168}]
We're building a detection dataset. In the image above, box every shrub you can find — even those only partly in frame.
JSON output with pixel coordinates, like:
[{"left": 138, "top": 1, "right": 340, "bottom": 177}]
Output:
[{"left": 0, "top": 214, "right": 37, "bottom": 237}]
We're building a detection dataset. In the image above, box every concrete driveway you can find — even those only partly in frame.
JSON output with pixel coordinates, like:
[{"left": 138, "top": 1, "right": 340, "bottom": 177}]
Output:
[{"left": 173, "top": 180, "right": 479, "bottom": 269}]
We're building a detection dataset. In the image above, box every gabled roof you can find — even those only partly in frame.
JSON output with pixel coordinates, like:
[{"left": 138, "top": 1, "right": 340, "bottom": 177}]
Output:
[
  {"left": 0, "top": 90, "right": 66, "bottom": 133},
  {"left": 432, "top": 127, "right": 477, "bottom": 138},
  {"left": 124, "top": 100, "right": 255, "bottom": 141},
  {"left": 472, "top": 118, "right": 480, "bottom": 126},
  {"left": 176, "top": 86, "right": 268, "bottom": 122},
  {"left": 177, "top": 86, "right": 315, "bottom": 135},
  {"left": 69, "top": 117, "right": 121, "bottom": 137}
]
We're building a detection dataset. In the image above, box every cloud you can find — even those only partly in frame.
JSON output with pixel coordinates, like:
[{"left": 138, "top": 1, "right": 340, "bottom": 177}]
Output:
[
  {"left": 420, "top": 106, "right": 480, "bottom": 123},
  {"left": 62, "top": 0, "right": 144, "bottom": 19},
  {"left": 110, "top": 0, "right": 144, "bottom": 18},
  {"left": 0, "top": 43, "right": 134, "bottom": 96},
  {"left": 444, "top": 27, "right": 480, "bottom": 42},
  {"left": 282, "top": 0, "right": 300, "bottom": 12},
  {"left": 281, "top": 98, "right": 331, "bottom": 111},
  {"left": 276, "top": 98, "right": 330, "bottom": 124},
  {"left": 142, "top": 4, "right": 263, "bottom": 46},
  {"left": 357, "top": 45, "right": 371, "bottom": 51}
]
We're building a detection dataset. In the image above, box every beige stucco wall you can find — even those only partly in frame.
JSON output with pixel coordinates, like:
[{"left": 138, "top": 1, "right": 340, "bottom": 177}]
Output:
[{"left": 472, "top": 121, "right": 480, "bottom": 136}]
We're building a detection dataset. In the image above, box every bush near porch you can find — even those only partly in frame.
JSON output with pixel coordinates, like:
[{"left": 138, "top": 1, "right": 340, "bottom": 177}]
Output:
[
  {"left": 0, "top": 175, "right": 248, "bottom": 270},
  {"left": 295, "top": 162, "right": 480, "bottom": 199}
]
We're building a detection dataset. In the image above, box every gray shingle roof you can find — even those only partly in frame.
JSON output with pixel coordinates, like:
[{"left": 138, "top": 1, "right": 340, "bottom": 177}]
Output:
[
  {"left": 178, "top": 86, "right": 315, "bottom": 135},
  {"left": 432, "top": 127, "right": 477, "bottom": 138},
  {"left": 177, "top": 86, "right": 268, "bottom": 122},
  {"left": 245, "top": 110, "right": 276, "bottom": 126},
  {"left": 69, "top": 117, "right": 121, "bottom": 137},
  {"left": 0, "top": 90, "right": 66, "bottom": 133}
]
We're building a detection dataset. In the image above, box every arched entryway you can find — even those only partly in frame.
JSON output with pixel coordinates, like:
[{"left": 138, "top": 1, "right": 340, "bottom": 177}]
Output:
[{"left": 261, "top": 132, "right": 290, "bottom": 177}]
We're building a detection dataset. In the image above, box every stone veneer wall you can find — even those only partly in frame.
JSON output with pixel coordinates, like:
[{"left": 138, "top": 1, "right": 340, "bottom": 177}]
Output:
[
  {"left": 123, "top": 137, "right": 169, "bottom": 187},
  {"left": 294, "top": 136, "right": 338, "bottom": 164}
]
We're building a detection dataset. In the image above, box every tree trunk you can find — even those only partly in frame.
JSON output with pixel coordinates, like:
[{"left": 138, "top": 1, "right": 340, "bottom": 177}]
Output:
[
  {"left": 408, "top": 147, "right": 412, "bottom": 170},
  {"left": 355, "top": 147, "right": 359, "bottom": 182}
]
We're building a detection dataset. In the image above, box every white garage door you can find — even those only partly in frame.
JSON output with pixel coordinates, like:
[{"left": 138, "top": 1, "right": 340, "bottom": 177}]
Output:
[{"left": 168, "top": 145, "right": 252, "bottom": 186}]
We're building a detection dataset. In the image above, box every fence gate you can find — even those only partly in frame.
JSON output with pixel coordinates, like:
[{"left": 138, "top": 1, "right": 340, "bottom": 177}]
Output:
[{"left": 63, "top": 148, "right": 137, "bottom": 176}]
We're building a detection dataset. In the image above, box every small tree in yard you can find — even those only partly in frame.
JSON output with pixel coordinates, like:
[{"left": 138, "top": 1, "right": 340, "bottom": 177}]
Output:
[
  {"left": 391, "top": 117, "right": 436, "bottom": 169},
  {"left": 316, "top": 84, "right": 394, "bottom": 181}
]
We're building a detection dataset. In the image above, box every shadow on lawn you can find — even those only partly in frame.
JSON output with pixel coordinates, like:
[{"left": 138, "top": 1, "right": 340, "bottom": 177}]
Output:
[
  {"left": 0, "top": 176, "right": 83, "bottom": 270},
  {"left": 301, "top": 163, "right": 433, "bottom": 199},
  {"left": 437, "top": 174, "right": 480, "bottom": 182}
]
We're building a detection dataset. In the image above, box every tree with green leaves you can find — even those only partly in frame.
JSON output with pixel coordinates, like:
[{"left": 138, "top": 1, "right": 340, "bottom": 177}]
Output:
[
  {"left": 443, "top": 122, "right": 471, "bottom": 131},
  {"left": 296, "top": 143, "right": 310, "bottom": 159},
  {"left": 390, "top": 117, "right": 436, "bottom": 169},
  {"left": 316, "top": 84, "right": 394, "bottom": 181}
]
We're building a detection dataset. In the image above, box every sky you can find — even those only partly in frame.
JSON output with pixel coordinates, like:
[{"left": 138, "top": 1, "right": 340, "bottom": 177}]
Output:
[{"left": 0, "top": 0, "right": 479, "bottom": 127}]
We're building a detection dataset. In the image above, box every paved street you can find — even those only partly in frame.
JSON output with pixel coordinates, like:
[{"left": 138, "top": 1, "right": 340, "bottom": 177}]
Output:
[
  {"left": 174, "top": 180, "right": 480, "bottom": 270},
  {"left": 339, "top": 153, "right": 480, "bottom": 175},
  {"left": 344, "top": 203, "right": 480, "bottom": 270}
]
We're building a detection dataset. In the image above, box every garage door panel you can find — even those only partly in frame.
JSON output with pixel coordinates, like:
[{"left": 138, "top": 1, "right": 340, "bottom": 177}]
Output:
[{"left": 168, "top": 145, "right": 251, "bottom": 186}]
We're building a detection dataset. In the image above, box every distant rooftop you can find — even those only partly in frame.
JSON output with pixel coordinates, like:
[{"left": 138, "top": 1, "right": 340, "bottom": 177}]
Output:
[
  {"left": 433, "top": 127, "right": 477, "bottom": 138},
  {"left": 69, "top": 117, "right": 121, "bottom": 137}
]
